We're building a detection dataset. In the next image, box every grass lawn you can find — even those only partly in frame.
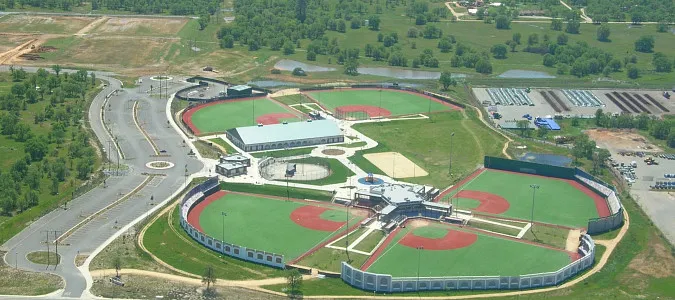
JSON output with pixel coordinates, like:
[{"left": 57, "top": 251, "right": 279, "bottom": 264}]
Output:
[
  {"left": 367, "top": 225, "right": 571, "bottom": 277},
  {"left": 207, "top": 137, "right": 238, "bottom": 154},
  {"left": 467, "top": 220, "right": 522, "bottom": 237},
  {"left": 194, "top": 140, "right": 222, "bottom": 159},
  {"left": 286, "top": 157, "right": 354, "bottom": 185},
  {"left": 189, "top": 98, "right": 299, "bottom": 133},
  {"left": 273, "top": 94, "right": 311, "bottom": 106},
  {"left": 522, "top": 224, "right": 570, "bottom": 250},
  {"left": 352, "top": 230, "right": 385, "bottom": 253},
  {"left": 351, "top": 110, "right": 507, "bottom": 188},
  {"left": 296, "top": 247, "right": 369, "bottom": 273},
  {"left": 250, "top": 147, "right": 314, "bottom": 158},
  {"left": 308, "top": 90, "right": 451, "bottom": 115},
  {"left": 142, "top": 205, "right": 285, "bottom": 280},
  {"left": 26, "top": 251, "right": 60, "bottom": 265},
  {"left": 440, "top": 169, "right": 601, "bottom": 228},
  {"left": 333, "top": 141, "right": 368, "bottom": 148},
  {"left": 0, "top": 251, "right": 62, "bottom": 296},
  {"left": 197, "top": 193, "right": 361, "bottom": 259},
  {"left": 219, "top": 182, "right": 334, "bottom": 201}
]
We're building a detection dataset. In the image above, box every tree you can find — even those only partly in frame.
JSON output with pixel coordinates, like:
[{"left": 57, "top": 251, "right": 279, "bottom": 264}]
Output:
[
  {"left": 50, "top": 176, "right": 59, "bottom": 195},
  {"left": 439, "top": 71, "right": 457, "bottom": 90},
  {"left": 652, "top": 53, "right": 673, "bottom": 72},
  {"left": 657, "top": 20, "right": 670, "bottom": 33},
  {"left": 595, "top": 109, "right": 604, "bottom": 126},
  {"left": 25, "top": 136, "right": 48, "bottom": 161},
  {"left": 495, "top": 15, "right": 510, "bottom": 29},
  {"left": 368, "top": 15, "right": 381, "bottom": 30},
  {"left": 557, "top": 34, "right": 568, "bottom": 45},
  {"left": 597, "top": 25, "right": 610, "bottom": 42},
  {"left": 543, "top": 54, "right": 557, "bottom": 67},
  {"left": 343, "top": 58, "right": 359, "bottom": 76},
  {"left": 306, "top": 50, "right": 316, "bottom": 61},
  {"left": 627, "top": 64, "right": 639, "bottom": 79},
  {"left": 198, "top": 14, "right": 210, "bottom": 30},
  {"left": 51, "top": 65, "right": 61, "bottom": 77},
  {"left": 286, "top": 269, "right": 303, "bottom": 298},
  {"left": 21, "top": 190, "right": 39, "bottom": 211},
  {"left": 283, "top": 41, "right": 295, "bottom": 55},
  {"left": 202, "top": 265, "right": 217, "bottom": 293},
  {"left": 437, "top": 39, "right": 452, "bottom": 53},
  {"left": 507, "top": 40, "right": 517, "bottom": 52},
  {"left": 565, "top": 20, "right": 580, "bottom": 34},
  {"left": 668, "top": 131, "right": 675, "bottom": 148},
  {"left": 220, "top": 35, "right": 234, "bottom": 48},
  {"left": 550, "top": 19, "right": 563, "bottom": 31},
  {"left": 475, "top": 59, "right": 492, "bottom": 74},
  {"left": 527, "top": 33, "right": 539, "bottom": 46},
  {"left": 336, "top": 19, "right": 346, "bottom": 33},
  {"left": 295, "top": 0, "right": 306, "bottom": 23},
  {"left": 516, "top": 120, "right": 530, "bottom": 136},
  {"left": 90, "top": 72, "right": 96, "bottom": 86},
  {"left": 512, "top": 33, "right": 521, "bottom": 45},
  {"left": 635, "top": 36, "right": 655, "bottom": 53},
  {"left": 407, "top": 27, "right": 418, "bottom": 38},
  {"left": 537, "top": 126, "right": 549, "bottom": 138},
  {"left": 491, "top": 44, "right": 508, "bottom": 59}
]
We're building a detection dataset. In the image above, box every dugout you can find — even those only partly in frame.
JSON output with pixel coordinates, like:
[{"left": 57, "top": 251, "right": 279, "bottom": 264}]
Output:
[{"left": 227, "top": 85, "right": 253, "bottom": 97}]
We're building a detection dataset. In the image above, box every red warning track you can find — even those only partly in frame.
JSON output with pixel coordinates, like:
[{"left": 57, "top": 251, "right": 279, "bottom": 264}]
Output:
[
  {"left": 454, "top": 190, "right": 510, "bottom": 214},
  {"left": 186, "top": 190, "right": 227, "bottom": 233},
  {"left": 290, "top": 205, "right": 346, "bottom": 231},
  {"left": 181, "top": 97, "right": 266, "bottom": 136},
  {"left": 255, "top": 113, "right": 298, "bottom": 125},
  {"left": 336, "top": 105, "right": 392, "bottom": 117},
  {"left": 399, "top": 229, "right": 478, "bottom": 250}
]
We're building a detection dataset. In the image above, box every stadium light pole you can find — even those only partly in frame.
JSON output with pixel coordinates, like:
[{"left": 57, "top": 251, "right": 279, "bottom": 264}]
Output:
[
  {"left": 221, "top": 211, "right": 227, "bottom": 242},
  {"left": 529, "top": 184, "right": 539, "bottom": 225},
  {"left": 345, "top": 204, "right": 351, "bottom": 263},
  {"left": 416, "top": 246, "right": 423, "bottom": 288},
  {"left": 448, "top": 132, "right": 455, "bottom": 176},
  {"left": 379, "top": 89, "right": 382, "bottom": 118}
]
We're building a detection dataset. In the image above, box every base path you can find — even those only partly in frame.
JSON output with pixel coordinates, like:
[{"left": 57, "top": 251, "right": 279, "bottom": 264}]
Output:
[
  {"left": 399, "top": 229, "right": 477, "bottom": 250},
  {"left": 337, "top": 105, "right": 391, "bottom": 118},
  {"left": 290, "top": 206, "right": 345, "bottom": 231},
  {"left": 455, "top": 190, "right": 510, "bottom": 214},
  {"left": 256, "top": 112, "right": 298, "bottom": 125}
]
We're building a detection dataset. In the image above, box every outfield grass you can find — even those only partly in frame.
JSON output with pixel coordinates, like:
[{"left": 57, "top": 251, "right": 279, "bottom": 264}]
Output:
[
  {"left": 351, "top": 110, "right": 506, "bottom": 188},
  {"left": 250, "top": 147, "right": 314, "bottom": 158},
  {"left": 308, "top": 90, "right": 451, "bottom": 115},
  {"left": 367, "top": 225, "right": 571, "bottom": 277},
  {"left": 441, "top": 169, "right": 601, "bottom": 228},
  {"left": 197, "top": 193, "right": 360, "bottom": 259},
  {"left": 189, "top": 98, "right": 298, "bottom": 133},
  {"left": 467, "top": 220, "right": 522, "bottom": 237},
  {"left": 286, "top": 157, "right": 354, "bottom": 186},
  {"left": 143, "top": 205, "right": 285, "bottom": 280},
  {"left": 219, "top": 182, "right": 334, "bottom": 201}
]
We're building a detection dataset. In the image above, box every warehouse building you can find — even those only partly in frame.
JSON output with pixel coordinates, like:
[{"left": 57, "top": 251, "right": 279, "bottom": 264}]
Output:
[{"left": 225, "top": 120, "right": 344, "bottom": 152}]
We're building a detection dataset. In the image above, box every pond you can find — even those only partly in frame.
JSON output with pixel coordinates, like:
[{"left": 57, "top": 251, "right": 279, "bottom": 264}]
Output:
[
  {"left": 274, "top": 59, "right": 336, "bottom": 72},
  {"left": 498, "top": 70, "right": 556, "bottom": 79},
  {"left": 273, "top": 60, "right": 469, "bottom": 80},
  {"left": 518, "top": 152, "right": 572, "bottom": 167}
]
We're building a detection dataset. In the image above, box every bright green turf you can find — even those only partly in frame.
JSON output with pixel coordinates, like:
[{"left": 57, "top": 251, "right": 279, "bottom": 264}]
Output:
[
  {"left": 307, "top": 90, "right": 451, "bottom": 116},
  {"left": 445, "top": 198, "right": 481, "bottom": 210},
  {"left": 366, "top": 225, "right": 571, "bottom": 277},
  {"left": 189, "top": 98, "right": 299, "bottom": 133},
  {"left": 440, "top": 170, "right": 600, "bottom": 228},
  {"left": 197, "top": 193, "right": 362, "bottom": 259}
]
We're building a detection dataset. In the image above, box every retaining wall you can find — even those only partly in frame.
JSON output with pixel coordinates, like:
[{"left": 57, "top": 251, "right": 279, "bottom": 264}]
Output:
[
  {"left": 179, "top": 177, "right": 285, "bottom": 269},
  {"left": 342, "top": 234, "right": 596, "bottom": 292}
]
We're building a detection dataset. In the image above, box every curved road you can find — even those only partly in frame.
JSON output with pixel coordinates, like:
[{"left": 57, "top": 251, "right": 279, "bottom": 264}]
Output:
[{"left": 0, "top": 67, "right": 203, "bottom": 298}]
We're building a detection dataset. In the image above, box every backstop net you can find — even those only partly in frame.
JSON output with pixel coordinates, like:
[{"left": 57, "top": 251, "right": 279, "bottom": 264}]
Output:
[{"left": 335, "top": 107, "right": 370, "bottom": 121}]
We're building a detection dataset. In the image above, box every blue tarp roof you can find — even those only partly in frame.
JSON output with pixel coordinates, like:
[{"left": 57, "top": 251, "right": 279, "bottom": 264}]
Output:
[{"left": 536, "top": 118, "right": 561, "bottom": 130}]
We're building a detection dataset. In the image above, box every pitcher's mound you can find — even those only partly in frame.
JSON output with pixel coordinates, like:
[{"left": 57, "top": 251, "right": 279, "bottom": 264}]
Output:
[{"left": 363, "top": 152, "right": 428, "bottom": 178}]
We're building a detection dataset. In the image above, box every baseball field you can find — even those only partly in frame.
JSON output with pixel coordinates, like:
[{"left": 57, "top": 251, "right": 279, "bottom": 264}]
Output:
[
  {"left": 182, "top": 97, "right": 300, "bottom": 135},
  {"left": 364, "top": 221, "right": 574, "bottom": 277},
  {"left": 306, "top": 89, "right": 457, "bottom": 117},
  {"left": 438, "top": 169, "right": 609, "bottom": 228},
  {"left": 187, "top": 191, "right": 365, "bottom": 259}
]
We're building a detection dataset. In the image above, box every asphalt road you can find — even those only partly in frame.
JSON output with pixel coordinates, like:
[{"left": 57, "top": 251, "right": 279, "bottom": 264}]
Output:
[{"left": 0, "top": 67, "right": 203, "bottom": 298}]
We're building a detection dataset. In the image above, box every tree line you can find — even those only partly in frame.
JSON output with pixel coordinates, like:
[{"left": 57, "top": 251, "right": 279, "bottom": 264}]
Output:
[
  {"left": 0, "top": 0, "right": 220, "bottom": 15},
  {"left": 574, "top": 0, "right": 675, "bottom": 23},
  {"left": 0, "top": 66, "right": 98, "bottom": 216}
]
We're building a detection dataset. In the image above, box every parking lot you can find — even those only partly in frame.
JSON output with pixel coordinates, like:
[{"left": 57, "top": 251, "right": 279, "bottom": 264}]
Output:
[{"left": 473, "top": 88, "right": 675, "bottom": 128}]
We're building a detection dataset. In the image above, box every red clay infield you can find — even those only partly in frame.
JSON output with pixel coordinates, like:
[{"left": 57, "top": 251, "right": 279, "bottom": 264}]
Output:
[
  {"left": 255, "top": 113, "right": 298, "bottom": 125},
  {"left": 399, "top": 229, "right": 478, "bottom": 250},
  {"left": 186, "top": 190, "right": 227, "bottom": 233},
  {"left": 289, "top": 205, "right": 346, "bottom": 231},
  {"left": 337, "top": 105, "right": 392, "bottom": 117},
  {"left": 454, "top": 190, "right": 510, "bottom": 214}
]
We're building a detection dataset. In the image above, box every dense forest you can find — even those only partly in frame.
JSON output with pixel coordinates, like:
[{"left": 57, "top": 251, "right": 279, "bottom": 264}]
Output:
[
  {"left": 571, "top": 0, "right": 675, "bottom": 23},
  {"left": 0, "top": 67, "right": 98, "bottom": 216},
  {"left": 0, "top": 0, "right": 221, "bottom": 15}
]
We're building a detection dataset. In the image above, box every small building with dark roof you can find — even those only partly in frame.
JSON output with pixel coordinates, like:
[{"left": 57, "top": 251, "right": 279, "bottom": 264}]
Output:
[{"left": 227, "top": 85, "right": 253, "bottom": 97}]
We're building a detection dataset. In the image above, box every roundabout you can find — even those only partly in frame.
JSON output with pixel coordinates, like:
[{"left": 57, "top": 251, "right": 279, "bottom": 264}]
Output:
[{"left": 145, "top": 161, "right": 175, "bottom": 170}]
